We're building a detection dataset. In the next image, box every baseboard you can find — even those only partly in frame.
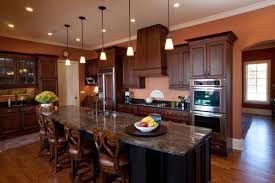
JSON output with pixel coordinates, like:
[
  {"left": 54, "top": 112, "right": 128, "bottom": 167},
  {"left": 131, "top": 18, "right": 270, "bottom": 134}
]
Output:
[
  {"left": 242, "top": 108, "right": 271, "bottom": 115},
  {"left": 232, "top": 138, "right": 243, "bottom": 151}
]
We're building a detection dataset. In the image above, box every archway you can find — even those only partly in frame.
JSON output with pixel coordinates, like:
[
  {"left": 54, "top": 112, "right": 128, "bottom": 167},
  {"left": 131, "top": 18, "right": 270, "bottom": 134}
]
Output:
[{"left": 241, "top": 39, "right": 275, "bottom": 137}]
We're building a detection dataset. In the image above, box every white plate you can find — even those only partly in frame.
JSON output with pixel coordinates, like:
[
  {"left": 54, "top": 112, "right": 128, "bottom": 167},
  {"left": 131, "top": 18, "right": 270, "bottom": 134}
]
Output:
[{"left": 134, "top": 122, "right": 159, "bottom": 133}]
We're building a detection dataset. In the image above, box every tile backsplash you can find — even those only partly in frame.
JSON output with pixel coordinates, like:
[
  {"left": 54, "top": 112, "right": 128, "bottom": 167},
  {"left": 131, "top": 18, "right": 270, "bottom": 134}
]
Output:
[{"left": 0, "top": 88, "right": 36, "bottom": 102}]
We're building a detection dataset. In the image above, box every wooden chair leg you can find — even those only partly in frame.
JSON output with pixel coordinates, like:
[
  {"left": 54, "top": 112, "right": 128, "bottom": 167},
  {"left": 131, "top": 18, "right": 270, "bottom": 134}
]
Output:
[
  {"left": 100, "top": 169, "right": 107, "bottom": 183},
  {"left": 54, "top": 146, "right": 58, "bottom": 173},
  {"left": 71, "top": 159, "right": 75, "bottom": 182},
  {"left": 39, "top": 137, "right": 43, "bottom": 157}
]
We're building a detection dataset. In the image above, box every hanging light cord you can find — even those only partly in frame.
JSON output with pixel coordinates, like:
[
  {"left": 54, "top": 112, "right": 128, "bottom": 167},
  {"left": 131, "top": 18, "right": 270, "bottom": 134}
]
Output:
[
  {"left": 168, "top": 0, "right": 170, "bottom": 32},
  {"left": 66, "top": 26, "right": 69, "bottom": 58},
  {"left": 81, "top": 19, "right": 84, "bottom": 55},
  {"left": 101, "top": 9, "right": 104, "bottom": 50},
  {"left": 129, "top": 0, "right": 131, "bottom": 43}
]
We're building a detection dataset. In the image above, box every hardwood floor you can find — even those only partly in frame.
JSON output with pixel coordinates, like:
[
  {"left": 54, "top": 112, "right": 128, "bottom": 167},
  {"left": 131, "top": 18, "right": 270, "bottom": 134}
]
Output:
[
  {"left": 212, "top": 115, "right": 275, "bottom": 183},
  {"left": 0, "top": 115, "right": 274, "bottom": 183}
]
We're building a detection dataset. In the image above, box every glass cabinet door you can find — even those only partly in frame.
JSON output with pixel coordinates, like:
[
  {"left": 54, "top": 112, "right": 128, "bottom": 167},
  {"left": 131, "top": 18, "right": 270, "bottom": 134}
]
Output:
[
  {"left": 0, "top": 57, "right": 16, "bottom": 85},
  {"left": 17, "top": 59, "right": 35, "bottom": 84}
]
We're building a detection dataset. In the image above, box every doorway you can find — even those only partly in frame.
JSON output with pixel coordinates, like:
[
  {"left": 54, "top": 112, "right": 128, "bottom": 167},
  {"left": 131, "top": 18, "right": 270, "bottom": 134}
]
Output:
[{"left": 57, "top": 60, "right": 80, "bottom": 106}]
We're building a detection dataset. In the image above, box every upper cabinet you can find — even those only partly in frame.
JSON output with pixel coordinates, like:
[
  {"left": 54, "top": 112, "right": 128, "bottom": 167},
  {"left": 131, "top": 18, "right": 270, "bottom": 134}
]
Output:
[
  {"left": 167, "top": 45, "right": 190, "bottom": 89},
  {"left": 97, "top": 47, "right": 126, "bottom": 71},
  {"left": 36, "top": 55, "right": 58, "bottom": 94},
  {"left": 187, "top": 31, "right": 237, "bottom": 79},
  {"left": 134, "top": 24, "right": 168, "bottom": 76},
  {"left": 0, "top": 52, "right": 36, "bottom": 87},
  {"left": 85, "top": 59, "right": 98, "bottom": 76}
]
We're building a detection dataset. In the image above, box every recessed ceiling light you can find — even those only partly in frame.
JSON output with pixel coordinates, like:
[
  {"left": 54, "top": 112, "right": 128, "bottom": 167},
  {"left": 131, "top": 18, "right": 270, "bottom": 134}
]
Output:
[
  {"left": 26, "top": 7, "right": 33, "bottom": 12},
  {"left": 8, "top": 24, "right": 14, "bottom": 28},
  {"left": 173, "top": 3, "right": 180, "bottom": 8},
  {"left": 48, "top": 32, "right": 53, "bottom": 36},
  {"left": 130, "top": 18, "right": 136, "bottom": 23},
  {"left": 102, "top": 29, "right": 106, "bottom": 33},
  {"left": 76, "top": 38, "right": 80, "bottom": 42}
]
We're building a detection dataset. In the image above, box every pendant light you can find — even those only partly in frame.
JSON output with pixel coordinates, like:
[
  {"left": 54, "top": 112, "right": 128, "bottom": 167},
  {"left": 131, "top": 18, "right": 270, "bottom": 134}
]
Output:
[
  {"left": 126, "top": 0, "right": 134, "bottom": 56},
  {"left": 165, "top": 0, "right": 174, "bottom": 50},
  {"left": 64, "top": 24, "right": 71, "bottom": 66},
  {"left": 79, "top": 16, "right": 86, "bottom": 63},
  {"left": 99, "top": 6, "right": 107, "bottom": 61}
]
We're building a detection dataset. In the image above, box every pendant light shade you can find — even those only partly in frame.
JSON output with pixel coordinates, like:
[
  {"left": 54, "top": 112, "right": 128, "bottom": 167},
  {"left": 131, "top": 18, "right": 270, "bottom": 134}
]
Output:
[
  {"left": 65, "top": 58, "right": 71, "bottom": 66},
  {"left": 165, "top": 0, "right": 174, "bottom": 50},
  {"left": 80, "top": 56, "right": 86, "bottom": 63},
  {"left": 79, "top": 16, "right": 86, "bottom": 63},
  {"left": 127, "top": 0, "right": 134, "bottom": 56},
  {"left": 99, "top": 6, "right": 107, "bottom": 61},
  {"left": 64, "top": 24, "right": 71, "bottom": 66},
  {"left": 165, "top": 34, "right": 174, "bottom": 50},
  {"left": 127, "top": 44, "right": 134, "bottom": 56},
  {"left": 100, "top": 51, "right": 107, "bottom": 60}
]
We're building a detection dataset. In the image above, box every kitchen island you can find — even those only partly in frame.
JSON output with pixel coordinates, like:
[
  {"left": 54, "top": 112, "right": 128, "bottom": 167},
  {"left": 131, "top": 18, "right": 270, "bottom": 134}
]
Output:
[{"left": 47, "top": 106, "right": 212, "bottom": 183}]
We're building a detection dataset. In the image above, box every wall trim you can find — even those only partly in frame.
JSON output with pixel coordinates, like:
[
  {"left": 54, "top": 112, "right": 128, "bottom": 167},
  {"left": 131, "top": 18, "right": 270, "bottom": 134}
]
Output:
[
  {"left": 232, "top": 138, "right": 244, "bottom": 151},
  {"left": 242, "top": 108, "right": 272, "bottom": 115}
]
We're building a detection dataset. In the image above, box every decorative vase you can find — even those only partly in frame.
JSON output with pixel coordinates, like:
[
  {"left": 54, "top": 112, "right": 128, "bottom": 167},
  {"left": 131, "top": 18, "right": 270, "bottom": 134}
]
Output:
[{"left": 40, "top": 103, "right": 53, "bottom": 116}]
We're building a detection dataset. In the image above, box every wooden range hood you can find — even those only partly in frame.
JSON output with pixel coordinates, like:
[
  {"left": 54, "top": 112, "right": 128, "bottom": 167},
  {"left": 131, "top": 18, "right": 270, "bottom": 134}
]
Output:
[{"left": 134, "top": 24, "right": 168, "bottom": 76}]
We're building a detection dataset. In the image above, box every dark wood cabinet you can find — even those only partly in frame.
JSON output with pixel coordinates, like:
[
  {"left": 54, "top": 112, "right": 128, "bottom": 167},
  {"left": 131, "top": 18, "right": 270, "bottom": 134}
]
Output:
[
  {"left": 0, "top": 52, "right": 36, "bottom": 87},
  {"left": 21, "top": 106, "right": 37, "bottom": 130},
  {"left": 36, "top": 55, "right": 58, "bottom": 94},
  {"left": 116, "top": 104, "right": 190, "bottom": 124},
  {"left": 0, "top": 108, "right": 21, "bottom": 135},
  {"left": 190, "top": 44, "right": 207, "bottom": 78},
  {"left": 167, "top": 45, "right": 190, "bottom": 88},
  {"left": 134, "top": 24, "right": 168, "bottom": 76},
  {"left": 97, "top": 47, "right": 121, "bottom": 70},
  {"left": 85, "top": 59, "right": 98, "bottom": 76},
  {"left": 187, "top": 31, "right": 237, "bottom": 156},
  {"left": 187, "top": 32, "right": 237, "bottom": 79},
  {"left": 0, "top": 105, "right": 38, "bottom": 140}
]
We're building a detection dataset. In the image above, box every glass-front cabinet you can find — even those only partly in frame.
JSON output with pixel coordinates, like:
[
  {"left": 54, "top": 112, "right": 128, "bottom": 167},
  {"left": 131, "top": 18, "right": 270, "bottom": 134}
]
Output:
[
  {"left": 0, "top": 53, "right": 36, "bottom": 87},
  {"left": 17, "top": 58, "right": 36, "bottom": 84}
]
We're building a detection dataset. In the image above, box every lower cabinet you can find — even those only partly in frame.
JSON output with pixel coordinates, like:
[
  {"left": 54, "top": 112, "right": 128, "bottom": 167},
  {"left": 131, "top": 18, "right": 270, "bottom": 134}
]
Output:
[
  {"left": 22, "top": 106, "right": 38, "bottom": 130},
  {"left": 116, "top": 104, "right": 190, "bottom": 124},
  {"left": 0, "top": 105, "right": 38, "bottom": 140},
  {"left": 0, "top": 109, "right": 21, "bottom": 135}
]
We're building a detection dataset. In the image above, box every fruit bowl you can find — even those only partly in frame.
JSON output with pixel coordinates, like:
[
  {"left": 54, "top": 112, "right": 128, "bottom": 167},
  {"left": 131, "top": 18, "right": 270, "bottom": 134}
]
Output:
[{"left": 134, "top": 122, "right": 159, "bottom": 133}]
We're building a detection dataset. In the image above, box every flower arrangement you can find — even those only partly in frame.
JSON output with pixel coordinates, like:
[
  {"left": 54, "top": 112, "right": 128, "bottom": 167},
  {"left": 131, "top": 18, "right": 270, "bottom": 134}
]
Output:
[{"left": 35, "top": 91, "right": 58, "bottom": 104}]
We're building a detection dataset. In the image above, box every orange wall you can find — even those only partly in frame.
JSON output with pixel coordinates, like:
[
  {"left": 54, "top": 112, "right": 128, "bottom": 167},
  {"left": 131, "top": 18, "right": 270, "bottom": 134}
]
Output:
[
  {"left": 132, "top": 76, "right": 189, "bottom": 101},
  {"left": 0, "top": 36, "right": 97, "bottom": 103},
  {"left": 130, "top": 6, "right": 275, "bottom": 139}
]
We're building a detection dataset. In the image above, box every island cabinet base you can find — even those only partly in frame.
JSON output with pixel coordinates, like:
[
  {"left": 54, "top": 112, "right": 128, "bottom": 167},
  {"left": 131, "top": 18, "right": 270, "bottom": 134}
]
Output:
[{"left": 129, "top": 136, "right": 211, "bottom": 183}]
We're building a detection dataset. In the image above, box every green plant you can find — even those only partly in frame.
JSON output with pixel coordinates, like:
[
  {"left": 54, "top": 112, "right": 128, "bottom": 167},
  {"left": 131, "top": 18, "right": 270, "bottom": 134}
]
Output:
[{"left": 35, "top": 91, "right": 58, "bottom": 104}]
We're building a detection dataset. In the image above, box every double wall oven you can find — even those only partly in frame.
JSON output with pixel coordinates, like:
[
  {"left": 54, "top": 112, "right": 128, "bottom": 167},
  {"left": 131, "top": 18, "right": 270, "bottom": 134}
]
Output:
[{"left": 190, "top": 79, "right": 226, "bottom": 139}]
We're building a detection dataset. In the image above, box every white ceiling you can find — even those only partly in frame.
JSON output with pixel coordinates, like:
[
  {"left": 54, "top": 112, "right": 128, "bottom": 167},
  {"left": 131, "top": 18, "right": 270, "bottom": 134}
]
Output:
[{"left": 0, "top": 0, "right": 274, "bottom": 50}]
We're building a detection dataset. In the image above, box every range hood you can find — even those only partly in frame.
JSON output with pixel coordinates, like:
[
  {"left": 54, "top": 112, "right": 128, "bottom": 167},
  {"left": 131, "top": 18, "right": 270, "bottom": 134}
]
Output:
[{"left": 134, "top": 24, "right": 168, "bottom": 76}]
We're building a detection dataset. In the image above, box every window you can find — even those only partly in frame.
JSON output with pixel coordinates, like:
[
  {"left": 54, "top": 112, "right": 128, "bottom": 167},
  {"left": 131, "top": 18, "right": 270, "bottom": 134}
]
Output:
[{"left": 244, "top": 60, "right": 271, "bottom": 104}]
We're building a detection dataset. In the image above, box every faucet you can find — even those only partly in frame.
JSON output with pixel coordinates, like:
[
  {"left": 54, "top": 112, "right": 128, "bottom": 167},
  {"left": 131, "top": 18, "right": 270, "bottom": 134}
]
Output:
[{"left": 96, "top": 97, "right": 107, "bottom": 113}]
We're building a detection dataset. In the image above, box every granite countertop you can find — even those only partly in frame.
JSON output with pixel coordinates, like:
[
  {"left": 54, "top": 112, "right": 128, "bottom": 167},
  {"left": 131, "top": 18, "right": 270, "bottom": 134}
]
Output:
[{"left": 47, "top": 106, "right": 211, "bottom": 156}]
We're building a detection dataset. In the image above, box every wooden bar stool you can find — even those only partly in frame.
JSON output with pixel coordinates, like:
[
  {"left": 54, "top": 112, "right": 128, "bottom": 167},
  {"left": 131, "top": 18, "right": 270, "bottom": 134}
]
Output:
[
  {"left": 45, "top": 118, "right": 67, "bottom": 173},
  {"left": 64, "top": 123, "right": 99, "bottom": 182},
  {"left": 36, "top": 106, "right": 50, "bottom": 156},
  {"left": 93, "top": 128, "right": 128, "bottom": 183}
]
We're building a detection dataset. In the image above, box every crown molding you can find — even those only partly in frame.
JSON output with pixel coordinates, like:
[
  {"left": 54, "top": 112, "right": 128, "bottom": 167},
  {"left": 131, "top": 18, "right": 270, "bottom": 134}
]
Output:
[
  {"left": 0, "top": 34, "right": 91, "bottom": 50},
  {"left": 92, "top": 0, "right": 275, "bottom": 49},
  {"left": 91, "top": 35, "right": 137, "bottom": 50}
]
